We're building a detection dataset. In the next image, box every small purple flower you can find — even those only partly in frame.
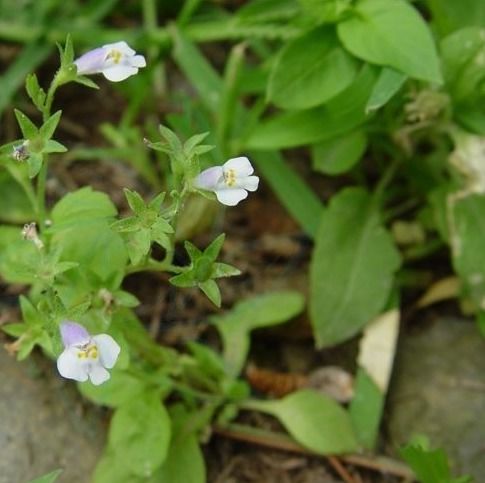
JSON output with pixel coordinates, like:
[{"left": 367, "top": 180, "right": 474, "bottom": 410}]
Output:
[
  {"left": 74, "top": 41, "right": 146, "bottom": 82},
  {"left": 57, "top": 322, "right": 120, "bottom": 385},
  {"left": 194, "top": 157, "right": 259, "bottom": 206}
]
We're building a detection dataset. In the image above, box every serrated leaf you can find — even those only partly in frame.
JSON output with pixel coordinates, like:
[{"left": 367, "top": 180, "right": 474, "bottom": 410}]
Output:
[
  {"left": 169, "top": 271, "right": 196, "bottom": 288},
  {"left": 310, "top": 187, "right": 401, "bottom": 347},
  {"left": 111, "top": 217, "right": 140, "bottom": 233},
  {"left": 39, "top": 110, "right": 62, "bottom": 140},
  {"left": 43, "top": 140, "right": 67, "bottom": 153},
  {"left": 268, "top": 26, "right": 358, "bottom": 109},
  {"left": 127, "top": 228, "right": 151, "bottom": 265},
  {"left": 199, "top": 279, "right": 221, "bottom": 307},
  {"left": 25, "top": 73, "right": 46, "bottom": 111},
  {"left": 14, "top": 109, "right": 38, "bottom": 139},
  {"left": 27, "top": 153, "right": 43, "bottom": 178},
  {"left": 337, "top": 0, "right": 442, "bottom": 83},
  {"left": 124, "top": 188, "right": 146, "bottom": 214},
  {"left": 211, "top": 262, "right": 241, "bottom": 279},
  {"left": 74, "top": 76, "right": 100, "bottom": 89},
  {"left": 252, "top": 389, "right": 358, "bottom": 454},
  {"left": 204, "top": 233, "right": 225, "bottom": 262}
]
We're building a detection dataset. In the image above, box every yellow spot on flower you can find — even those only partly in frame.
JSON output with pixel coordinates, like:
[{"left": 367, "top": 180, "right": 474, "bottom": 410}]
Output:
[
  {"left": 77, "top": 343, "right": 99, "bottom": 360},
  {"left": 224, "top": 168, "right": 237, "bottom": 187},
  {"left": 108, "top": 49, "right": 123, "bottom": 64}
]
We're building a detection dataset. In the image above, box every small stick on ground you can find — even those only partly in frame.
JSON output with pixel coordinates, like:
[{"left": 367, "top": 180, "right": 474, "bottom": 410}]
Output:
[{"left": 213, "top": 423, "right": 415, "bottom": 481}]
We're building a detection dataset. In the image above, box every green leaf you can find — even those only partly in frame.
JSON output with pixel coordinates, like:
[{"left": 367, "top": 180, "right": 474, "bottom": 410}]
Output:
[
  {"left": 43, "top": 140, "right": 67, "bottom": 154},
  {"left": 169, "top": 272, "right": 196, "bottom": 288},
  {"left": 400, "top": 441, "right": 473, "bottom": 483},
  {"left": 39, "top": 110, "right": 62, "bottom": 140},
  {"left": 150, "top": 408, "right": 206, "bottom": 483},
  {"left": 27, "top": 469, "right": 63, "bottom": 483},
  {"left": 159, "top": 124, "right": 184, "bottom": 154},
  {"left": 199, "top": 279, "right": 221, "bottom": 307},
  {"left": 212, "top": 262, "right": 241, "bottom": 278},
  {"left": 247, "top": 65, "right": 377, "bottom": 149},
  {"left": 14, "top": 109, "right": 38, "bottom": 139},
  {"left": 124, "top": 188, "right": 146, "bottom": 214},
  {"left": 79, "top": 370, "right": 147, "bottom": 408},
  {"left": 337, "top": 0, "right": 442, "bottom": 83},
  {"left": 310, "top": 187, "right": 401, "bottom": 347},
  {"left": 127, "top": 228, "right": 151, "bottom": 265},
  {"left": 212, "top": 292, "right": 305, "bottom": 376},
  {"left": 25, "top": 73, "right": 46, "bottom": 112},
  {"left": 349, "top": 368, "right": 383, "bottom": 449},
  {"left": 108, "top": 392, "right": 171, "bottom": 477},
  {"left": 268, "top": 26, "right": 358, "bottom": 109},
  {"left": 111, "top": 217, "right": 139, "bottom": 233},
  {"left": 252, "top": 389, "right": 358, "bottom": 454},
  {"left": 75, "top": 75, "right": 100, "bottom": 89},
  {"left": 27, "top": 153, "right": 43, "bottom": 178},
  {"left": 204, "top": 233, "right": 225, "bottom": 262},
  {"left": 51, "top": 187, "right": 117, "bottom": 227},
  {"left": 365, "top": 67, "right": 407, "bottom": 113},
  {"left": 311, "top": 129, "right": 367, "bottom": 175},
  {"left": 426, "top": 0, "right": 485, "bottom": 36}
]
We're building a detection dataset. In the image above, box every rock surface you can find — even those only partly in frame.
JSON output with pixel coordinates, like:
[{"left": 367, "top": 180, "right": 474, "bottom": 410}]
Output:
[
  {"left": 0, "top": 342, "right": 105, "bottom": 483},
  {"left": 387, "top": 318, "right": 485, "bottom": 480}
]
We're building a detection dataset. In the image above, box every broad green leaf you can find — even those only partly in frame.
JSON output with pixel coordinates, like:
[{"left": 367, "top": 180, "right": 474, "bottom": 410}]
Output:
[
  {"left": 79, "top": 370, "right": 147, "bottom": 408},
  {"left": 310, "top": 187, "right": 401, "bottom": 347},
  {"left": 43, "top": 140, "right": 68, "bottom": 153},
  {"left": 27, "top": 469, "right": 62, "bottom": 483},
  {"left": 252, "top": 389, "right": 358, "bottom": 453},
  {"left": 51, "top": 187, "right": 117, "bottom": 227},
  {"left": 212, "top": 292, "right": 305, "bottom": 376},
  {"left": 298, "top": 0, "right": 352, "bottom": 23},
  {"left": 268, "top": 26, "right": 358, "bottom": 109},
  {"left": 311, "top": 129, "right": 367, "bottom": 175},
  {"left": 126, "top": 228, "right": 151, "bottom": 265},
  {"left": 247, "top": 65, "right": 377, "bottom": 149},
  {"left": 441, "top": 27, "right": 485, "bottom": 103},
  {"left": 152, "top": 407, "right": 206, "bottom": 483},
  {"left": 93, "top": 449, "right": 144, "bottom": 483},
  {"left": 451, "top": 195, "right": 485, "bottom": 308},
  {"left": 108, "top": 392, "right": 171, "bottom": 477},
  {"left": 365, "top": 67, "right": 407, "bottom": 113},
  {"left": 0, "top": 171, "right": 35, "bottom": 223},
  {"left": 338, "top": 0, "right": 442, "bottom": 83}
]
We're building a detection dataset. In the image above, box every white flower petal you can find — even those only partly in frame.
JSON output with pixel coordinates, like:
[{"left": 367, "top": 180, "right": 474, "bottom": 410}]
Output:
[
  {"left": 103, "top": 41, "right": 135, "bottom": 56},
  {"left": 223, "top": 157, "right": 254, "bottom": 176},
  {"left": 102, "top": 65, "right": 138, "bottom": 82},
  {"left": 131, "top": 55, "right": 147, "bottom": 68},
  {"left": 57, "top": 348, "right": 89, "bottom": 382},
  {"left": 195, "top": 166, "right": 224, "bottom": 191},
  {"left": 89, "top": 364, "right": 111, "bottom": 385},
  {"left": 74, "top": 47, "right": 108, "bottom": 75},
  {"left": 215, "top": 188, "right": 248, "bottom": 206},
  {"left": 239, "top": 175, "right": 259, "bottom": 192},
  {"left": 92, "top": 334, "right": 121, "bottom": 369}
]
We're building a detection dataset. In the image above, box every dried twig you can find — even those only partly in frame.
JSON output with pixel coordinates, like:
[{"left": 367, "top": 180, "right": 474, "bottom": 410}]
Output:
[{"left": 213, "top": 423, "right": 415, "bottom": 481}]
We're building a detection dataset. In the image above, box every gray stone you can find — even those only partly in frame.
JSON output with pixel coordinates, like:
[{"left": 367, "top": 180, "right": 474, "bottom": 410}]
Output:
[
  {"left": 387, "top": 318, "right": 485, "bottom": 480},
  {"left": 0, "top": 343, "right": 105, "bottom": 483}
]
